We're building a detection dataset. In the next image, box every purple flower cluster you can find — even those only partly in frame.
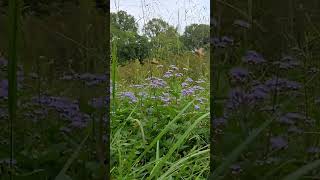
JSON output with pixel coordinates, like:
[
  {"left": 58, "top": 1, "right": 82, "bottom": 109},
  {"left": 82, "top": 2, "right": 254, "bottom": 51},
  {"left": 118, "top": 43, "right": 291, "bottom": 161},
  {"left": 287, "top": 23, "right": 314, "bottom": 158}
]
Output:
[
  {"left": 0, "top": 57, "right": 8, "bottom": 67},
  {"left": 247, "top": 84, "right": 270, "bottom": 100},
  {"left": 163, "top": 70, "right": 174, "bottom": 78},
  {"left": 230, "top": 67, "right": 249, "bottom": 83},
  {"left": 213, "top": 117, "right": 227, "bottom": 127},
  {"left": 242, "top": 50, "right": 266, "bottom": 64},
  {"left": 31, "top": 96, "right": 90, "bottom": 128},
  {"left": 61, "top": 72, "right": 107, "bottom": 86},
  {"left": 169, "top": 65, "right": 179, "bottom": 71},
  {"left": 278, "top": 112, "right": 305, "bottom": 125},
  {"left": 212, "top": 36, "right": 234, "bottom": 48},
  {"left": 0, "top": 79, "right": 8, "bottom": 99},
  {"left": 146, "top": 77, "right": 167, "bottom": 88},
  {"left": 270, "top": 136, "right": 288, "bottom": 150},
  {"left": 181, "top": 85, "right": 205, "bottom": 96},
  {"left": 159, "top": 92, "right": 171, "bottom": 105},
  {"left": 265, "top": 77, "right": 302, "bottom": 91},
  {"left": 226, "top": 88, "right": 254, "bottom": 110},
  {"left": 306, "top": 146, "right": 320, "bottom": 154},
  {"left": 120, "top": 92, "right": 137, "bottom": 103}
]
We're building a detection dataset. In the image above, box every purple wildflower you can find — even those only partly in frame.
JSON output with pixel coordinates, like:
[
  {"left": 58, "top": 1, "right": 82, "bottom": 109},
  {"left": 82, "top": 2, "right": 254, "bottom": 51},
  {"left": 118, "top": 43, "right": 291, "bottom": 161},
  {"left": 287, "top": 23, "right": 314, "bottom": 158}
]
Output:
[
  {"left": 222, "top": 36, "right": 234, "bottom": 44},
  {"left": 265, "top": 78, "right": 302, "bottom": 91},
  {"left": 212, "top": 37, "right": 227, "bottom": 48},
  {"left": 0, "top": 79, "right": 8, "bottom": 99},
  {"left": 287, "top": 126, "right": 303, "bottom": 134},
  {"left": 164, "top": 71, "right": 173, "bottom": 78},
  {"left": 270, "top": 136, "right": 288, "bottom": 149},
  {"left": 248, "top": 84, "right": 269, "bottom": 100},
  {"left": 213, "top": 117, "right": 227, "bottom": 127},
  {"left": 181, "top": 88, "right": 195, "bottom": 96},
  {"left": 186, "top": 78, "right": 193, "bottom": 83},
  {"left": 169, "top": 65, "right": 179, "bottom": 71},
  {"left": 160, "top": 93, "right": 171, "bottom": 105},
  {"left": 181, "top": 82, "right": 188, "bottom": 87},
  {"left": 230, "top": 67, "right": 249, "bottom": 82},
  {"left": 242, "top": 50, "right": 265, "bottom": 64},
  {"left": 120, "top": 92, "right": 138, "bottom": 103},
  {"left": 307, "top": 146, "right": 320, "bottom": 154},
  {"left": 147, "top": 77, "right": 167, "bottom": 88},
  {"left": 30, "top": 96, "right": 90, "bottom": 128},
  {"left": 230, "top": 164, "right": 242, "bottom": 174},
  {"left": 0, "top": 58, "right": 8, "bottom": 67},
  {"left": 194, "top": 105, "right": 200, "bottom": 110},
  {"left": 226, "top": 88, "right": 253, "bottom": 110}
]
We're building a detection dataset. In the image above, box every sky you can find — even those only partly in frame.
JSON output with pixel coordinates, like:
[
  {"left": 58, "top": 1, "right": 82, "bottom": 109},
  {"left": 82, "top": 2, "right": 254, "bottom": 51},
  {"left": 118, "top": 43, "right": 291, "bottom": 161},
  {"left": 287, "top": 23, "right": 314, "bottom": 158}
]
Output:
[{"left": 110, "top": 0, "right": 210, "bottom": 34}]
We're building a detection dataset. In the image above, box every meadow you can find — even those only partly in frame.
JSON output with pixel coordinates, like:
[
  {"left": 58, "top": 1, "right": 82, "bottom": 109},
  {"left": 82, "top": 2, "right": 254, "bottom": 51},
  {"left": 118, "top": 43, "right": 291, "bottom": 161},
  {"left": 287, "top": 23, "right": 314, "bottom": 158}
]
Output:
[
  {"left": 2, "top": 0, "right": 320, "bottom": 179},
  {"left": 110, "top": 53, "right": 210, "bottom": 179}
]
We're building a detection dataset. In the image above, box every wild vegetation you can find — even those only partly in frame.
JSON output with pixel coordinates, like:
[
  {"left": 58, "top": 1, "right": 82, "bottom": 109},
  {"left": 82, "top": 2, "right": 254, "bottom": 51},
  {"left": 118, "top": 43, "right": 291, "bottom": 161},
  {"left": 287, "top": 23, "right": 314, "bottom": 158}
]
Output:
[
  {"left": 1, "top": 1, "right": 108, "bottom": 179},
  {"left": 211, "top": 0, "right": 320, "bottom": 179},
  {"left": 110, "top": 5, "right": 210, "bottom": 179}
]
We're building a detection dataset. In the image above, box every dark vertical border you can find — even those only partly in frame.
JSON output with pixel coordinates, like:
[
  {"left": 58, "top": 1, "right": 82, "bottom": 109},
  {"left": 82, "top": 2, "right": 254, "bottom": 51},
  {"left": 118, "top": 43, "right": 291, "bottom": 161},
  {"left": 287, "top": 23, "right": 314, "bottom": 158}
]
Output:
[
  {"left": 106, "top": 0, "right": 110, "bottom": 179},
  {"left": 210, "top": 0, "right": 216, "bottom": 175}
]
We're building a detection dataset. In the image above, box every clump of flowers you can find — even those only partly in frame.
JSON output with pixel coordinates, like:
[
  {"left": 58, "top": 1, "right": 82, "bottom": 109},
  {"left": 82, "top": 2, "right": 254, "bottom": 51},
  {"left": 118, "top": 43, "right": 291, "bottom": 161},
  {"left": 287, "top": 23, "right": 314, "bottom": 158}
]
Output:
[
  {"left": 270, "top": 136, "right": 288, "bottom": 150},
  {"left": 31, "top": 96, "right": 90, "bottom": 128},
  {"left": 146, "top": 77, "right": 167, "bottom": 88},
  {"left": 242, "top": 50, "right": 266, "bottom": 64},
  {"left": 120, "top": 92, "right": 137, "bottom": 103}
]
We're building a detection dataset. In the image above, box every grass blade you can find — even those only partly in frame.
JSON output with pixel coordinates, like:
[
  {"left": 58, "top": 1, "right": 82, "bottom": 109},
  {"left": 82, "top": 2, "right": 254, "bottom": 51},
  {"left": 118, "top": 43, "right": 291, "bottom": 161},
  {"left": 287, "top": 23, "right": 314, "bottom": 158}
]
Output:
[
  {"left": 148, "top": 112, "right": 209, "bottom": 179},
  {"left": 282, "top": 159, "right": 320, "bottom": 180},
  {"left": 111, "top": 41, "right": 117, "bottom": 112},
  {"left": 132, "top": 99, "right": 195, "bottom": 167},
  {"left": 210, "top": 115, "right": 273, "bottom": 179},
  {"left": 55, "top": 132, "right": 90, "bottom": 180},
  {"left": 159, "top": 148, "right": 209, "bottom": 179}
]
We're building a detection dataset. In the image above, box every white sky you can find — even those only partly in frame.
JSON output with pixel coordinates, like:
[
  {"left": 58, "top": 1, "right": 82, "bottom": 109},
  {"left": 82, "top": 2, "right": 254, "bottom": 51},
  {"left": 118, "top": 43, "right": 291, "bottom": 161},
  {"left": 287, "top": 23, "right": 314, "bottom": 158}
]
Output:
[{"left": 110, "top": 0, "right": 210, "bottom": 34}]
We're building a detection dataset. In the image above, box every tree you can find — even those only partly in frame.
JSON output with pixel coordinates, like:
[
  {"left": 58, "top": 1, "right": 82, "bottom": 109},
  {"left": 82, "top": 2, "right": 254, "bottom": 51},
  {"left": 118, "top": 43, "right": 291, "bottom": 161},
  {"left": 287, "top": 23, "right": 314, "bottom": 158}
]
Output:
[
  {"left": 181, "top": 24, "right": 210, "bottom": 50},
  {"left": 111, "top": 10, "right": 138, "bottom": 32},
  {"left": 143, "top": 18, "right": 177, "bottom": 38},
  {"left": 150, "top": 26, "right": 182, "bottom": 59},
  {"left": 111, "top": 11, "right": 150, "bottom": 64}
]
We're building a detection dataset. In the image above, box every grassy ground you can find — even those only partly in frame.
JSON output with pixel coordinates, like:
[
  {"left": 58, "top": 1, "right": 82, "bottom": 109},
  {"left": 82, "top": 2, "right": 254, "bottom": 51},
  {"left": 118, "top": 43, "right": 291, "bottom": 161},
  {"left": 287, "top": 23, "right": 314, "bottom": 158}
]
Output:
[{"left": 111, "top": 52, "right": 210, "bottom": 179}]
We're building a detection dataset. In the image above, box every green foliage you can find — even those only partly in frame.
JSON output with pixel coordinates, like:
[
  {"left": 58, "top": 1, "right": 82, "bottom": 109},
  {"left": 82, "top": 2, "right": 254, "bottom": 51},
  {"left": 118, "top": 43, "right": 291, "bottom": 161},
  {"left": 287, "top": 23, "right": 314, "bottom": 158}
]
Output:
[
  {"left": 150, "top": 27, "right": 182, "bottom": 59},
  {"left": 111, "top": 11, "right": 150, "bottom": 64},
  {"left": 181, "top": 24, "right": 210, "bottom": 50},
  {"left": 111, "top": 10, "right": 138, "bottom": 32},
  {"left": 143, "top": 18, "right": 176, "bottom": 38},
  {"left": 110, "top": 11, "right": 210, "bottom": 64}
]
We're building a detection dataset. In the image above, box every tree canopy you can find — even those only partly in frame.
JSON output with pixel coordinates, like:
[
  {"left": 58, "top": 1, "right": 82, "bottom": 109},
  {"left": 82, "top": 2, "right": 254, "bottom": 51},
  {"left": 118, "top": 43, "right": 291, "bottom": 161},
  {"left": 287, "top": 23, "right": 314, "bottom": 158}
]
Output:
[{"left": 111, "top": 11, "right": 209, "bottom": 64}]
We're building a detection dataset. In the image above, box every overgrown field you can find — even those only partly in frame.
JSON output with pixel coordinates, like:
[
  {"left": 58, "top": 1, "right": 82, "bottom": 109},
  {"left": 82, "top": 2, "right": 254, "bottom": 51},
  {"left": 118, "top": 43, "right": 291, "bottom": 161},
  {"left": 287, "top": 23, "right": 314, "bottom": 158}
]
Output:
[{"left": 110, "top": 53, "right": 210, "bottom": 179}]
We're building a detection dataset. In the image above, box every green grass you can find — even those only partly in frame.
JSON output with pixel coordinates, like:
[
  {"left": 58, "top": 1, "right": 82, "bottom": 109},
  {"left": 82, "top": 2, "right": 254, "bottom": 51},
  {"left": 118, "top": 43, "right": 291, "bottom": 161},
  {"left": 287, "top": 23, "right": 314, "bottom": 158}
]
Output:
[{"left": 111, "top": 52, "right": 210, "bottom": 179}]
